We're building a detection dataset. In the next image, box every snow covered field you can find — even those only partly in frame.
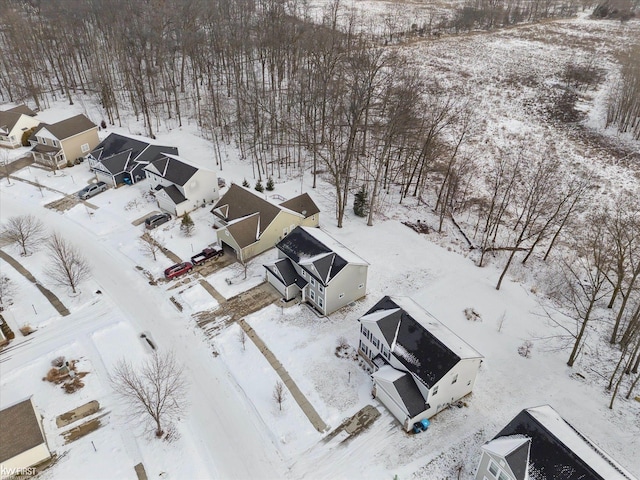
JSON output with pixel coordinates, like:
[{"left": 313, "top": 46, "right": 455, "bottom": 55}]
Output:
[{"left": 1, "top": 9, "right": 640, "bottom": 480}]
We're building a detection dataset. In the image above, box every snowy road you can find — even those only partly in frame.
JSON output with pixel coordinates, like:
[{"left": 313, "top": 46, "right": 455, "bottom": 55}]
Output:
[{"left": 0, "top": 192, "right": 287, "bottom": 479}]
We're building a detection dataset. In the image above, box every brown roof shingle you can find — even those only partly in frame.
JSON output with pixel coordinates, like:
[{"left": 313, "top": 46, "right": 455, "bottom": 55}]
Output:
[
  {"left": 0, "top": 398, "right": 48, "bottom": 463},
  {"left": 212, "top": 184, "right": 282, "bottom": 236},
  {"left": 280, "top": 193, "right": 320, "bottom": 218},
  {"left": 34, "top": 114, "right": 96, "bottom": 141}
]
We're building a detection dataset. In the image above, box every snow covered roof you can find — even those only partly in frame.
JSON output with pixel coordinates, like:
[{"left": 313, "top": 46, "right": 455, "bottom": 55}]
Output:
[
  {"left": 494, "top": 405, "right": 637, "bottom": 480},
  {"left": 277, "top": 226, "right": 367, "bottom": 285},
  {"left": 482, "top": 435, "right": 531, "bottom": 480},
  {"left": 144, "top": 153, "right": 208, "bottom": 186},
  {"left": 360, "top": 296, "right": 482, "bottom": 387},
  {"left": 89, "top": 133, "right": 178, "bottom": 175}
]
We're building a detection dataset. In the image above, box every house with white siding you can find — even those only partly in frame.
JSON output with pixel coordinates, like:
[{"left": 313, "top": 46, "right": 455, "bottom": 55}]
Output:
[
  {"left": 0, "top": 398, "right": 51, "bottom": 479},
  {"left": 358, "top": 296, "right": 483, "bottom": 431},
  {"left": 265, "top": 226, "right": 368, "bottom": 316},
  {"left": 144, "top": 153, "right": 219, "bottom": 216},
  {"left": 475, "top": 405, "right": 638, "bottom": 480}
]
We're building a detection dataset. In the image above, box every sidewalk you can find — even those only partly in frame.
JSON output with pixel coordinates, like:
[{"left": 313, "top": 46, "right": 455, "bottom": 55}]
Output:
[
  {"left": 238, "top": 318, "right": 329, "bottom": 433},
  {"left": 0, "top": 250, "right": 70, "bottom": 317}
]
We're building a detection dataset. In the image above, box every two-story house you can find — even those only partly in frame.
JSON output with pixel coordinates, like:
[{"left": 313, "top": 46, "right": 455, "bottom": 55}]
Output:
[
  {"left": 358, "top": 296, "right": 483, "bottom": 431},
  {"left": 144, "top": 153, "right": 219, "bottom": 216},
  {"left": 265, "top": 226, "right": 369, "bottom": 315},
  {"left": 29, "top": 114, "right": 99, "bottom": 169},
  {"left": 0, "top": 105, "right": 39, "bottom": 149},
  {"left": 86, "top": 133, "right": 178, "bottom": 187},
  {"left": 212, "top": 184, "right": 320, "bottom": 262},
  {"left": 475, "top": 405, "right": 637, "bottom": 480}
]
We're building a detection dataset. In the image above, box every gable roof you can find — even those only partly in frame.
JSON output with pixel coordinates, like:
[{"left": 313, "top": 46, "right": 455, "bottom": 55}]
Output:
[
  {"left": 279, "top": 193, "right": 320, "bottom": 218},
  {"left": 6, "top": 104, "right": 36, "bottom": 116},
  {"left": 277, "top": 226, "right": 367, "bottom": 285},
  {"left": 212, "top": 184, "right": 282, "bottom": 235},
  {"left": 226, "top": 213, "right": 261, "bottom": 249},
  {"left": 265, "top": 258, "right": 307, "bottom": 288},
  {"left": 162, "top": 184, "right": 187, "bottom": 205},
  {"left": 33, "top": 114, "right": 96, "bottom": 140},
  {"left": 0, "top": 111, "right": 28, "bottom": 135},
  {"left": 89, "top": 134, "right": 178, "bottom": 175},
  {"left": 482, "top": 436, "right": 530, "bottom": 480},
  {"left": 144, "top": 153, "right": 200, "bottom": 186},
  {"left": 372, "top": 365, "right": 426, "bottom": 418},
  {"left": 360, "top": 296, "right": 482, "bottom": 387},
  {"left": 494, "top": 405, "right": 637, "bottom": 480},
  {"left": 0, "top": 398, "right": 47, "bottom": 463}
]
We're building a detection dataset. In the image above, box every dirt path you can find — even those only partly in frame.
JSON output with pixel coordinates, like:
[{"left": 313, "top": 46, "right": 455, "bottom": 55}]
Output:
[{"left": 0, "top": 249, "right": 70, "bottom": 316}]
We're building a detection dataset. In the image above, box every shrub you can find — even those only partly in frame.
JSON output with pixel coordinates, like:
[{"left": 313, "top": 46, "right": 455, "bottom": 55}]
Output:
[
  {"left": 21, "top": 127, "right": 36, "bottom": 146},
  {"left": 518, "top": 340, "right": 533, "bottom": 358},
  {"left": 353, "top": 185, "right": 368, "bottom": 217},
  {"left": 242, "top": 179, "right": 250, "bottom": 187},
  {"left": 266, "top": 177, "right": 275, "bottom": 191}
]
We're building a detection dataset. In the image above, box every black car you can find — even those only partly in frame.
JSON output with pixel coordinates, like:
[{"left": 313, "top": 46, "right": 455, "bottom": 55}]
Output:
[{"left": 145, "top": 213, "right": 171, "bottom": 229}]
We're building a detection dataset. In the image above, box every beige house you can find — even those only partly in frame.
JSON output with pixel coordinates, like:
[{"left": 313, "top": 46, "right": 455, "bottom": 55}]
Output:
[
  {"left": 0, "top": 105, "right": 39, "bottom": 149},
  {"left": 0, "top": 398, "right": 51, "bottom": 479},
  {"left": 30, "top": 114, "right": 99, "bottom": 169},
  {"left": 211, "top": 184, "right": 320, "bottom": 262}
]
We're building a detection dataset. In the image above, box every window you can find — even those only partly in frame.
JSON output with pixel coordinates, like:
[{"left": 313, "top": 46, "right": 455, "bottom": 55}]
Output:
[
  {"left": 358, "top": 283, "right": 364, "bottom": 289},
  {"left": 339, "top": 293, "right": 344, "bottom": 298},
  {"left": 302, "top": 270, "right": 306, "bottom": 278},
  {"left": 432, "top": 386, "right": 439, "bottom": 396},
  {"left": 52, "top": 139, "right": 59, "bottom": 147},
  {"left": 498, "top": 473, "right": 509, "bottom": 480},
  {"left": 318, "top": 284, "right": 324, "bottom": 293},
  {"left": 81, "top": 142, "right": 90, "bottom": 152},
  {"left": 452, "top": 374, "right": 458, "bottom": 384},
  {"left": 310, "top": 277, "right": 315, "bottom": 287},
  {"left": 488, "top": 461, "right": 498, "bottom": 476},
  {"left": 318, "top": 297, "right": 323, "bottom": 308},
  {"left": 309, "top": 290, "right": 315, "bottom": 301}
]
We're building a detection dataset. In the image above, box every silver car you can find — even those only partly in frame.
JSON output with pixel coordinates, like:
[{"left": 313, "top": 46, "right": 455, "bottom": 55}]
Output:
[{"left": 78, "top": 181, "right": 108, "bottom": 200}]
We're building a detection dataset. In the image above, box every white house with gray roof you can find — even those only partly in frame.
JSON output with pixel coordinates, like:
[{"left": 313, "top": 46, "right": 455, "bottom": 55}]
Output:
[
  {"left": 264, "top": 226, "right": 368, "bottom": 315},
  {"left": 143, "top": 153, "right": 219, "bottom": 216},
  {"left": 475, "top": 405, "right": 637, "bottom": 480},
  {"left": 358, "top": 296, "right": 483, "bottom": 431}
]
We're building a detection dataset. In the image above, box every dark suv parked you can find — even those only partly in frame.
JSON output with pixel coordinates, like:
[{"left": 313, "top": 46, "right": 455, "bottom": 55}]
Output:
[{"left": 144, "top": 213, "right": 171, "bottom": 229}]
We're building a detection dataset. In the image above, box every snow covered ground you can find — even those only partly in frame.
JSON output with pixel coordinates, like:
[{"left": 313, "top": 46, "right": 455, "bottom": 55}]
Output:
[{"left": 2, "top": 10, "right": 640, "bottom": 480}]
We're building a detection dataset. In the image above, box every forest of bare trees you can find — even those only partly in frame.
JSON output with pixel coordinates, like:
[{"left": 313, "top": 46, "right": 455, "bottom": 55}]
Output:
[{"left": 0, "top": 0, "right": 638, "bottom": 403}]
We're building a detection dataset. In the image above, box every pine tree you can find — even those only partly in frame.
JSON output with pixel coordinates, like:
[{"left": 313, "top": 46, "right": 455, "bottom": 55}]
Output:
[
  {"left": 242, "top": 179, "right": 250, "bottom": 187},
  {"left": 353, "top": 185, "right": 368, "bottom": 217},
  {"left": 180, "top": 213, "right": 195, "bottom": 236},
  {"left": 255, "top": 180, "right": 264, "bottom": 192},
  {"left": 266, "top": 177, "right": 275, "bottom": 191}
]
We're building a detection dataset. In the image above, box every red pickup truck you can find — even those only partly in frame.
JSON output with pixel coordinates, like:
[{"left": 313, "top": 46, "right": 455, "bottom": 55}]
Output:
[
  {"left": 164, "top": 262, "right": 193, "bottom": 280},
  {"left": 190, "top": 245, "right": 224, "bottom": 266}
]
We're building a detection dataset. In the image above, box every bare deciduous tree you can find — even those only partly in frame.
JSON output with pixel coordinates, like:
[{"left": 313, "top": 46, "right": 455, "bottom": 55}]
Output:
[
  {"left": 110, "top": 351, "right": 188, "bottom": 438},
  {"left": 272, "top": 380, "right": 287, "bottom": 411},
  {"left": 139, "top": 231, "right": 161, "bottom": 261},
  {"left": 2, "top": 214, "right": 46, "bottom": 256},
  {"left": 45, "top": 232, "right": 90, "bottom": 294},
  {"left": 238, "top": 328, "right": 247, "bottom": 351}
]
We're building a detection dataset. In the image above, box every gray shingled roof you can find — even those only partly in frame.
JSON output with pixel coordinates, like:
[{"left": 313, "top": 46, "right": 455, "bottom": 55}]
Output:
[
  {"left": 393, "top": 373, "right": 427, "bottom": 417},
  {"left": 33, "top": 114, "right": 96, "bottom": 140},
  {"left": 0, "top": 398, "right": 47, "bottom": 463},
  {"left": 6, "top": 104, "right": 36, "bottom": 116},
  {"left": 162, "top": 184, "right": 187, "bottom": 204},
  {"left": 0, "top": 111, "right": 23, "bottom": 134},
  {"left": 90, "top": 134, "right": 178, "bottom": 175},
  {"left": 145, "top": 154, "right": 198, "bottom": 186}
]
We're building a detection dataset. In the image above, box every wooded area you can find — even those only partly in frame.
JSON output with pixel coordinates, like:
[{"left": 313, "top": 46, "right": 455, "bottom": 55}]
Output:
[{"left": 0, "top": 0, "right": 639, "bottom": 403}]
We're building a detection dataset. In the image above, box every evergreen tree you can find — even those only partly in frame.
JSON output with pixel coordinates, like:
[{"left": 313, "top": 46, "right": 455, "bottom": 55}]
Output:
[
  {"left": 180, "top": 212, "right": 195, "bottom": 236},
  {"left": 242, "top": 179, "right": 250, "bottom": 187},
  {"left": 353, "top": 185, "right": 368, "bottom": 217},
  {"left": 266, "top": 177, "right": 275, "bottom": 191},
  {"left": 255, "top": 180, "right": 264, "bottom": 192}
]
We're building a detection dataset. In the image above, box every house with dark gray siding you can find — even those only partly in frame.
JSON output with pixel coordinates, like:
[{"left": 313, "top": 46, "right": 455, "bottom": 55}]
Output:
[{"left": 86, "top": 133, "right": 178, "bottom": 187}]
